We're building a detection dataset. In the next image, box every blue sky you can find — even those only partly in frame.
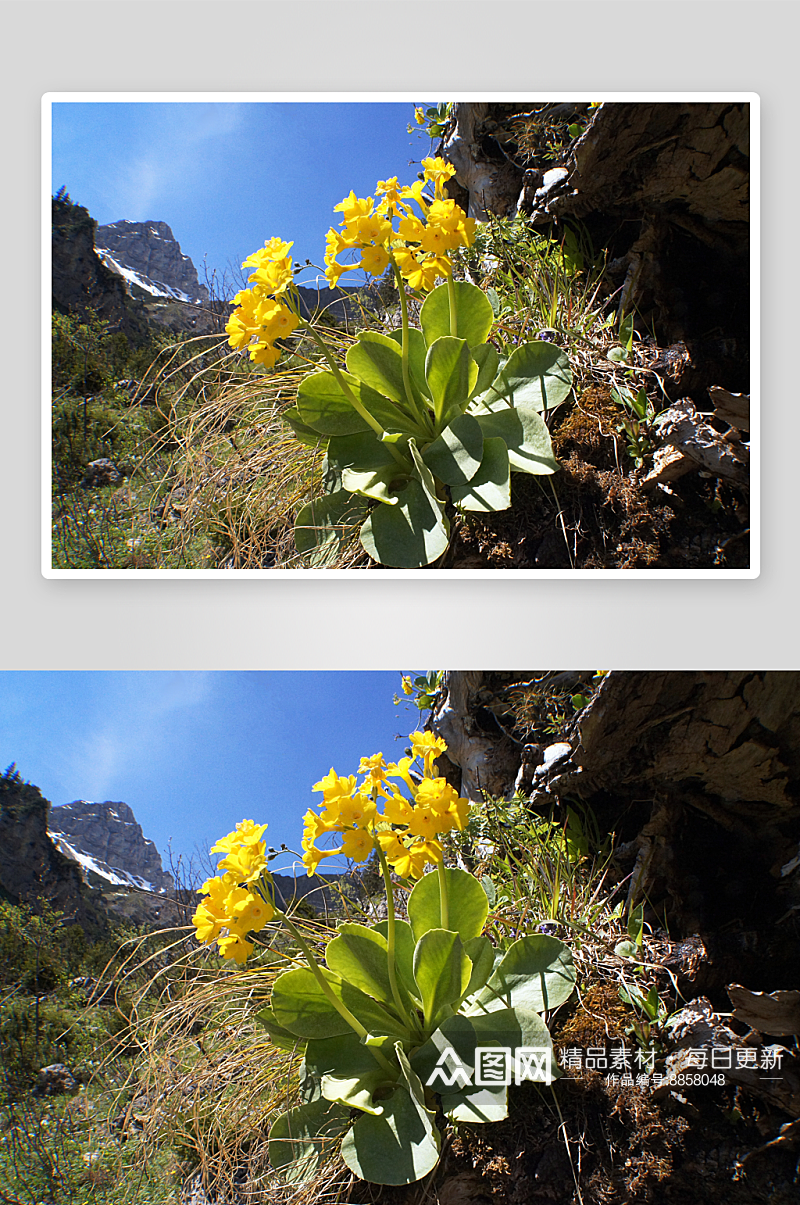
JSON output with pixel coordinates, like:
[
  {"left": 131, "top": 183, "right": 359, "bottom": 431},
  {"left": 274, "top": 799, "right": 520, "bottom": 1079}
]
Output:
[
  {"left": 50, "top": 99, "right": 436, "bottom": 292},
  {"left": 0, "top": 671, "right": 429, "bottom": 878}
]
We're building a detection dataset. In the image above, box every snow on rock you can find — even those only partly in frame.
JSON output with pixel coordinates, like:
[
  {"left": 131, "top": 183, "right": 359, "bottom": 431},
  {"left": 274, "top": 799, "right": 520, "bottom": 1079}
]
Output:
[{"left": 48, "top": 800, "right": 174, "bottom": 895}]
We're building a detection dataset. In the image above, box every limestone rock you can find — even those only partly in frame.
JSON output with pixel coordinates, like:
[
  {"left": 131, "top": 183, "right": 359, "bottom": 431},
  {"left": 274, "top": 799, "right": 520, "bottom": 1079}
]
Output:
[
  {"left": 33, "top": 1064, "right": 79, "bottom": 1097},
  {"left": 49, "top": 800, "right": 174, "bottom": 894},
  {"left": 0, "top": 773, "right": 101, "bottom": 928},
  {"left": 95, "top": 220, "right": 208, "bottom": 305},
  {"left": 52, "top": 196, "right": 148, "bottom": 342}
]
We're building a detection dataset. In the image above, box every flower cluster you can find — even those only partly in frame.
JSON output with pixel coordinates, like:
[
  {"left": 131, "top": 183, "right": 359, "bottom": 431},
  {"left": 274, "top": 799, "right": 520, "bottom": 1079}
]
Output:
[
  {"left": 225, "top": 237, "right": 300, "bottom": 367},
  {"left": 323, "top": 157, "right": 476, "bottom": 292},
  {"left": 192, "top": 820, "right": 275, "bottom": 964},
  {"left": 302, "top": 730, "right": 470, "bottom": 880}
]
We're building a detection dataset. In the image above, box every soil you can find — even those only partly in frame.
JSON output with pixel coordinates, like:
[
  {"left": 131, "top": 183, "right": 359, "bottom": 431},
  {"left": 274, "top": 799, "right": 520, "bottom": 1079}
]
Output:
[
  {"left": 346, "top": 982, "right": 799, "bottom": 1205},
  {"left": 446, "top": 386, "right": 749, "bottom": 571}
]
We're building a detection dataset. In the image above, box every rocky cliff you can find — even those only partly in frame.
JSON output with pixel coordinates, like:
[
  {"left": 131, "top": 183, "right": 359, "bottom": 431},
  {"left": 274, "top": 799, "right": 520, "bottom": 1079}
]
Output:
[
  {"left": 0, "top": 771, "right": 103, "bottom": 929},
  {"left": 95, "top": 220, "right": 209, "bottom": 306},
  {"left": 49, "top": 800, "right": 174, "bottom": 894},
  {"left": 52, "top": 195, "right": 150, "bottom": 342}
]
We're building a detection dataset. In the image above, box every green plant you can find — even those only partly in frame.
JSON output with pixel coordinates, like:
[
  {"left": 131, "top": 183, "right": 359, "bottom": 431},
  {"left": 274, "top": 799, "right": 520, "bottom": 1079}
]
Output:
[
  {"left": 462, "top": 798, "right": 613, "bottom": 943},
  {"left": 191, "top": 732, "right": 576, "bottom": 1187},
  {"left": 408, "top": 102, "right": 454, "bottom": 139},
  {"left": 395, "top": 670, "right": 444, "bottom": 713},
  {"left": 226, "top": 160, "right": 570, "bottom": 568},
  {"left": 610, "top": 381, "right": 658, "bottom": 466}
]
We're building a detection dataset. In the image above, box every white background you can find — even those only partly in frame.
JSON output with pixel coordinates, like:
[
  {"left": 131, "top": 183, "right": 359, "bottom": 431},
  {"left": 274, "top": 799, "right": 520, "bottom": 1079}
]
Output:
[{"left": 3, "top": 1, "right": 795, "bottom": 671}]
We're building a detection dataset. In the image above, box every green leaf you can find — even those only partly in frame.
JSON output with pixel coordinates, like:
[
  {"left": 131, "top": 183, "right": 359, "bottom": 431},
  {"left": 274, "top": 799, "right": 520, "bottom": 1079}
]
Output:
[
  {"left": 387, "top": 327, "right": 432, "bottom": 401},
  {"left": 326, "top": 432, "right": 409, "bottom": 505},
  {"left": 297, "top": 371, "right": 369, "bottom": 436},
  {"left": 346, "top": 331, "right": 408, "bottom": 405},
  {"left": 413, "top": 929, "right": 472, "bottom": 1027},
  {"left": 375, "top": 919, "right": 421, "bottom": 1003},
  {"left": 424, "top": 336, "right": 478, "bottom": 427},
  {"left": 407, "top": 867, "right": 489, "bottom": 943},
  {"left": 466, "top": 935, "right": 575, "bottom": 1016},
  {"left": 254, "top": 1007, "right": 304, "bottom": 1052},
  {"left": 283, "top": 406, "right": 328, "bottom": 448},
  {"left": 450, "top": 435, "right": 510, "bottom": 511},
  {"left": 272, "top": 967, "right": 410, "bottom": 1040},
  {"left": 360, "top": 476, "right": 449, "bottom": 568},
  {"left": 268, "top": 1097, "right": 350, "bottom": 1183},
  {"left": 304, "top": 1031, "right": 392, "bottom": 1084},
  {"left": 479, "top": 340, "right": 572, "bottom": 413},
  {"left": 305, "top": 1034, "right": 398, "bottom": 1115},
  {"left": 340, "top": 1055, "right": 441, "bottom": 1186},
  {"left": 325, "top": 923, "right": 397, "bottom": 1008},
  {"left": 470, "top": 343, "right": 499, "bottom": 398},
  {"left": 462, "top": 936, "right": 495, "bottom": 1001},
  {"left": 474, "top": 403, "right": 559, "bottom": 476},
  {"left": 421, "top": 413, "right": 483, "bottom": 486},
  {"left": 421, "top": 281, "right": 495, "bottom": 349},
  {"left": 294, "top": 489, "right": 369, "bottom": 565},
  {"left": 410, "top": 1007, "right": 553, "bottom": 1124}
]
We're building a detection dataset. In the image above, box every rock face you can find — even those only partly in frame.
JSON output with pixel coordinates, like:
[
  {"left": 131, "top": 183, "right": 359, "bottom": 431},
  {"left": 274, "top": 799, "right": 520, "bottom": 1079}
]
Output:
[
  {"left": 52, "top": 196, "right": 148, "bottom": 341},
  {"left": 49, "top": 800, "right": 174, "bottom": 894},
  {"left": 0, "top": 772, "right": 102, "bottom": 928},
  {"left": 95, "top": 220, "right": 208, "bottom": 305}
]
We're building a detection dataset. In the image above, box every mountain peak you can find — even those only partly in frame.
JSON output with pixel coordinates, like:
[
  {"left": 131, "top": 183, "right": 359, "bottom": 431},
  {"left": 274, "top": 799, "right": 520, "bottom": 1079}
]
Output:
[
  {"left": 95, "top": 219, "right": 208, "bottom": 305},
  {"left": 49, "top": 799, "right": 174, "bottom": 894}
]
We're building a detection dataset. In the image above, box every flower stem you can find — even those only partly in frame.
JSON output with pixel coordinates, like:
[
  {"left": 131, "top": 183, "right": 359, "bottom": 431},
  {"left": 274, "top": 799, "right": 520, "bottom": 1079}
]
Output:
[
  {"left": 299, "top": 319, "right": 410, "bottom": 470},
  {"left": 389, "top": 251, "right": 418, "bottom": 417},
  {"left": 276, "top": 908, "right": 397, "bottom": 1076},
  {"left": 376, "top": 842, "right": 414, "bottom": 1026},
  {"left": 436, "top": 859, "right": 450, "bottom": 930},
  {"left": 446, "top": 271, "right": 458, "bottom": 338}
]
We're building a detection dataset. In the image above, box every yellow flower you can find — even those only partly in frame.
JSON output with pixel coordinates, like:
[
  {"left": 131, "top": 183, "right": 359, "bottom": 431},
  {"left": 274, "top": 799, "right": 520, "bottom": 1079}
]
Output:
[
  {"left": 336, "top": 793, "right": 378, "bottom": 830},
  {"left": 259, "top": 300, "right": 300, "bottom": 344},
  {"left": 422, "top": 156, "right": 457, "bottom": 198},
  {"left": 396, "top": 214, "right": 426, "bottom": 243},
  {"left": 382, "top": 791, "right": 414, "bottom": 828},
  {"left": 334, "top": 191, "right": 375, "bottom": 223},
  {"left": 358, "top": 752, "right": 387, "bottom": 781},
  {"left": 242, "top": 237, "right": 294, "bottom": 270},
  {"left": 385, "top": 756, "right": 417, "bottom": 794},
  {"left": 210, "top": 820, "right": 269, "bottom": 855},
  {"left": 352, "top": 212, "right": 392, "bottom": 246},
  {"left": 394, "top": 248, "right": 449, "bottom": 292},
  {"left": 314, "top": 769, "right": 358, "bottom": 806},
  {"left": 192, "top": 900, "right": 225, "bottom": 945},
  {"left": 415, "top": 107, "right": 426, "bottom": 126},
  {"left": 401, "top": 676, "right": 414, "bottom": 696},
  {"left": 217, "top": 933, "right": 254, "bottom": 965},
  {"left": 360, "top": 243, "right": 390, "bottom": 277},
  {"left": 248, "top": 256, "right": 294, "bottom": 297},
  {"left": 389, "top": 837, "right": 442, "bottom": 879},
  {"left": 216, "top": 840, "right": 268, "bottom": 885},
  {"left": 410, "top": 730, "right": 448, "bottom": 772},
  {"left": 230, "top": 891, "right": 274, "bottom": 932},
  {"left": 250, "top": 342, "right": 282, "bottom": 368},
  {"left": 303, "top": 841, "right": 337, "bottom": 875},
  {"left": 302, "top": 808, "right": 333, "bottom": 844},
  {"left": 340, "top": 827, "right": 374, "bottom": 862},
  {"left": 376, "top": 177, "right": 405, "bottom": 216}
]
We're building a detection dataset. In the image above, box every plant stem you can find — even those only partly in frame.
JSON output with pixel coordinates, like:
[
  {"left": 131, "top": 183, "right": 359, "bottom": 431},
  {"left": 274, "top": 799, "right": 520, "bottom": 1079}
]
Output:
[
  {"left": 446, "top": 271, "right": 458, "bottom": 338},
  {"left": 375, "top": 842, "right": 414, "bottom": 1025},
  {"left": 436, "top": 860, "right": 450, "bottom": 930},
  {"left": 389, "top": 251, "right": 418, "bottom": 418},
  {"left": 276, "top": 908, "right": 397, "bottom": 1076}
]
